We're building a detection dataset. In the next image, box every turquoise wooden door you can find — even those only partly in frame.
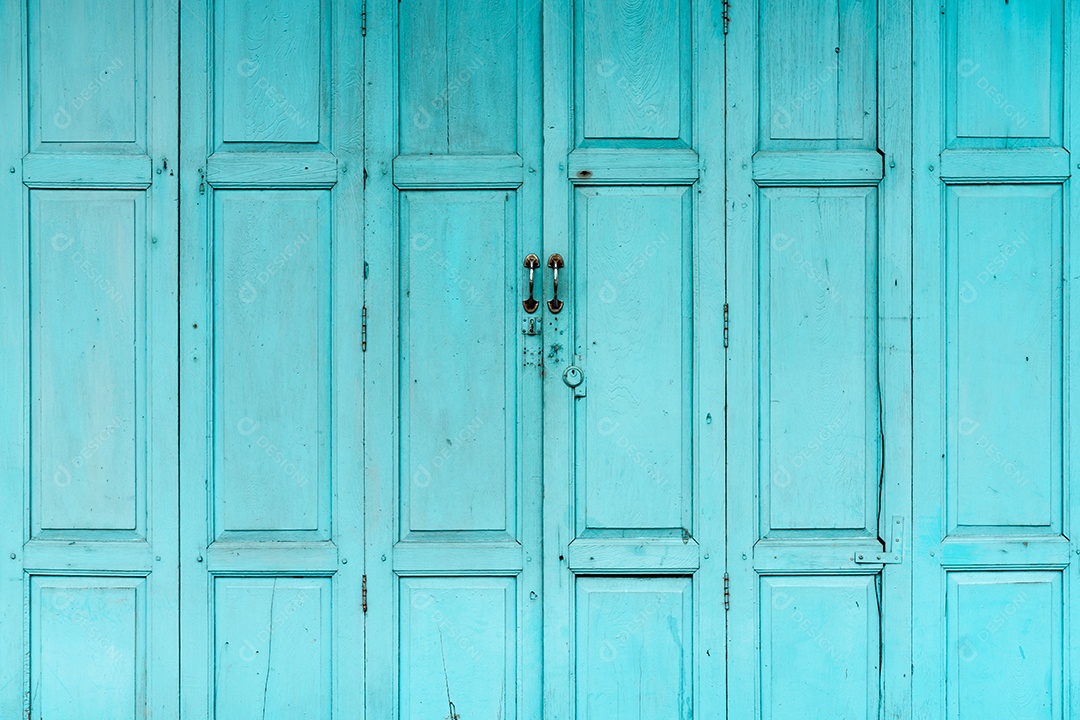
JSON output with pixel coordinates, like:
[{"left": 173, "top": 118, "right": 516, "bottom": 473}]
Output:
[
  {"left": 5, "top": 2, "right": 1080, "bottom": 719},
  {"left": 726, "top": 0, "right": 914, "bottom": 717},
  {"left": 363, "top": 1, "right": 545, "bottom": 717},
  {"left": 178, "top": 1, "right": 365, "bottom": 718},
  {"left": 913, "top": 1, "right": 1080, "bottom": 718},
  {"left": 364, "top": 1, "right": 725, "bottom": 718},
  {"left": 0, "top": 1, "right": 180, "bottom": 718},
  {"left": 540, "top": 2, "right": 726, "bottom": 719}
]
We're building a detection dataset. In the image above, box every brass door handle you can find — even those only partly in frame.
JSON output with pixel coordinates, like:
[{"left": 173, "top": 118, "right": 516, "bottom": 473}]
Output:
[
  {"left": 523, "top": 254, "right": 540, "bottom": 313},
  {"left": 547, "top": 253, "right": 564, "bottom": 314}
]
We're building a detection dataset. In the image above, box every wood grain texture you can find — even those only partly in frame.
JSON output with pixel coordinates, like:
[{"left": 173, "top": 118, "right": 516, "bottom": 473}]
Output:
[
  {"left": 727, "top": 1, "right": 914, "bottom": 717},
  {"left": 365, "top": 2, "right": 544, "bottom": 719},
  {"left": 217, "top": 0, "right": 323, "bottom": 144},
  {"left": 579, "top": 0, "right": 686, "bottom": 141},
  {"left": 950, "top": 0, "right": 1061, "bottom": 145},
  {"left": 181, "top": 2, "right": 365, "bottom": 718},
  {"left": 2, "top": 2, "right": 180, "bottom": 719},
  {"left": 913, "top": 1, "right": 1077, "bottom": 717}
]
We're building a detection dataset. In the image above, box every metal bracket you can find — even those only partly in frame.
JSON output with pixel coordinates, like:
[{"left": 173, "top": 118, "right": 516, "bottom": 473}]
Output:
[{"left": 854, "top": 516, "right": 904, "bottom": 564}]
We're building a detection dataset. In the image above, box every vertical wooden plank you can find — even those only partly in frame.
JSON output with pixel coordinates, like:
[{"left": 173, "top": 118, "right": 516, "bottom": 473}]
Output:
[
  {"left": 878, "top": 1, "right": 913, "bottom": 716},
  {"left": 541, "top": 3, "right": 573, "bottom": 720},
  {"left": 729, "top": 1, "right": 912, "bottom": 717},
  {"left": 0, "top": 1, "right": 26, "bottom": 717},
  {"left": 913, "top": 1, "right": 1072, "bottom": 717},
  {"left": 179, "top": 0, "right": 213, "bottom": 715},
  {"left": 724, "top": 0, "right": 763, "bottom": 716},
  {"left": 547, "top": 2, "right": 724, "bottom": 719},
  {"left": 362, "top": 0, "right": 397, "bottom": 717},
  {"left": 1066, "top": 7, "right": 1080, "bottom": 717},
  {"left": 694, "top": 0, "right": 728, "bottom": 713},
  {"left": 330, "top": 2, "right": 367, "bottom": 714},
  {"left": 367, "top": 1, "right": 543, "bottom": 717},
  {"left": 147, "top": 3, "right": 181, "bottom": 719},
  {"left": 910, "top": 2, "right": 944, "bottom": 715},
  {"left": 4, "top": 1, "right": 180, "bottom": 718}
]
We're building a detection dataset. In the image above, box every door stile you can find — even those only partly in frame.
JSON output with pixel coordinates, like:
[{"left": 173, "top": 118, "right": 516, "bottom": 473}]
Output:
[
  {"left": 0, "top": 1, "right": 23, "bottom": 710},
  {"left": 722, "top": 1, "right": 756, "bottom": 713},
  {"left": 540, "top": 1, "right": 572, "bottom": 717},
  {"left": 178, "top": 4, "right": 210, "bottom": 713},
  {"left": 361, "top": 0, "right": 395, "bottom": 715},
  {"left": 877, "top": 2, "right": 914, "bottom": 717},
  {"left": 695, "top": 0, "right": 730, "bottom": 715}
]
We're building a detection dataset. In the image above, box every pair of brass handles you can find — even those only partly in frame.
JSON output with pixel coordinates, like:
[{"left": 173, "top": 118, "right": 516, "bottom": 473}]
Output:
[{"left": 522, "top": 253, "right": 564, "bottom": 314}]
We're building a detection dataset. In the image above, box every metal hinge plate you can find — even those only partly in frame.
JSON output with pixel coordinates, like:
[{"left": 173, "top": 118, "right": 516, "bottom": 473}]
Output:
[
  {"left": 723, "top": 303, "right": 729, "bottom": 348},
  {"left": 723, "top": 573, "right": 730, "bottom": 610},
  {"left": 854, "top": 516, "right": 904, "bottom": 564},
  {"left": 722, "top": 0, "right": 731, "bottom": 34},
  {"left": 362, "top": 574, "right": 368, "bottom": 613},
  {"left": 361, "top": 4, "right": 367, "bottom": 36},
  {"left": 361, "top": 305, "right": 368, "bottom": 352}
]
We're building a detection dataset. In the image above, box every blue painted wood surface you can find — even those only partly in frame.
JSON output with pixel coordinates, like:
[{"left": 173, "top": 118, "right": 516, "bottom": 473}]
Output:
[
  {"left": 0, "top": 1, "right": 1075, "bottom": 718},
  {"left": 1, "top": 1, "right": 180, "bottom": 719},
  {"left": 179, "top": 1, "right": 366, "bottom": 719}
]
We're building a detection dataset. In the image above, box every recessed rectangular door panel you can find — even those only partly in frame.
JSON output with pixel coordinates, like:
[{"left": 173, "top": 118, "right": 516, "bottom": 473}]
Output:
[
  {"left": 761, "top": 187, "right": 879, "bottom": 533},
  {"left": 399, "top": 190, "right": 518, "bottom": 537},
  {"left": 29, "top": 0, "right": 143, "bottom": 147},
  {"left": 214, "top": 190, "right": 331, "bottom": 536},
  {"left": 759, "top": 576, "right": 880, "bottom": 719},
  {"left": 575, "top": 185, "right": 692, "bottom": 533},
  {"left": 398, "top": 578, "right": 518, "bottom": 719},
  {"left": 574, "top": 577, "right": 693, "bottom": 719},
  {"left": 31, "top": 191, "right": 143, "bottom": 533},
  {"left": 212, "top": 577, "right": 332, "bottom": 719}
]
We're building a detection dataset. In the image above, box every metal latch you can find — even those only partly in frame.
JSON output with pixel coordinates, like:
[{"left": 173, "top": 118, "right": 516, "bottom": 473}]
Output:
[
  {"left": 854, "top": 516, "right": 904, "bottom": 564},
  {"left": 562, "top": 365, "right": 586, "bottom": 397},
  {"left": 522, "top": 317, "right": 542, "bottom": 336}
]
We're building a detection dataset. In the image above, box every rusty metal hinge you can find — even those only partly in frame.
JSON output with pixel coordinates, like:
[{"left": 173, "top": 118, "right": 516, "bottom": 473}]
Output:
[
  {"left": 361, "top": 305, "right": 368, "bottom": 352},
  {"left": 723, "top": 573, "right": 730, "bottom": 610},
  {"left": 361, "top": 4, "right": 367, "bottom": 36},
  {"left": 362, "top": 574, "right": 368, "bottom": 612},
  {"left": 722, "top": 0, "right": 731, "bottom": 34},
  {"left": 723, "top": 303, "right": 729, "bottom": 348}
]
